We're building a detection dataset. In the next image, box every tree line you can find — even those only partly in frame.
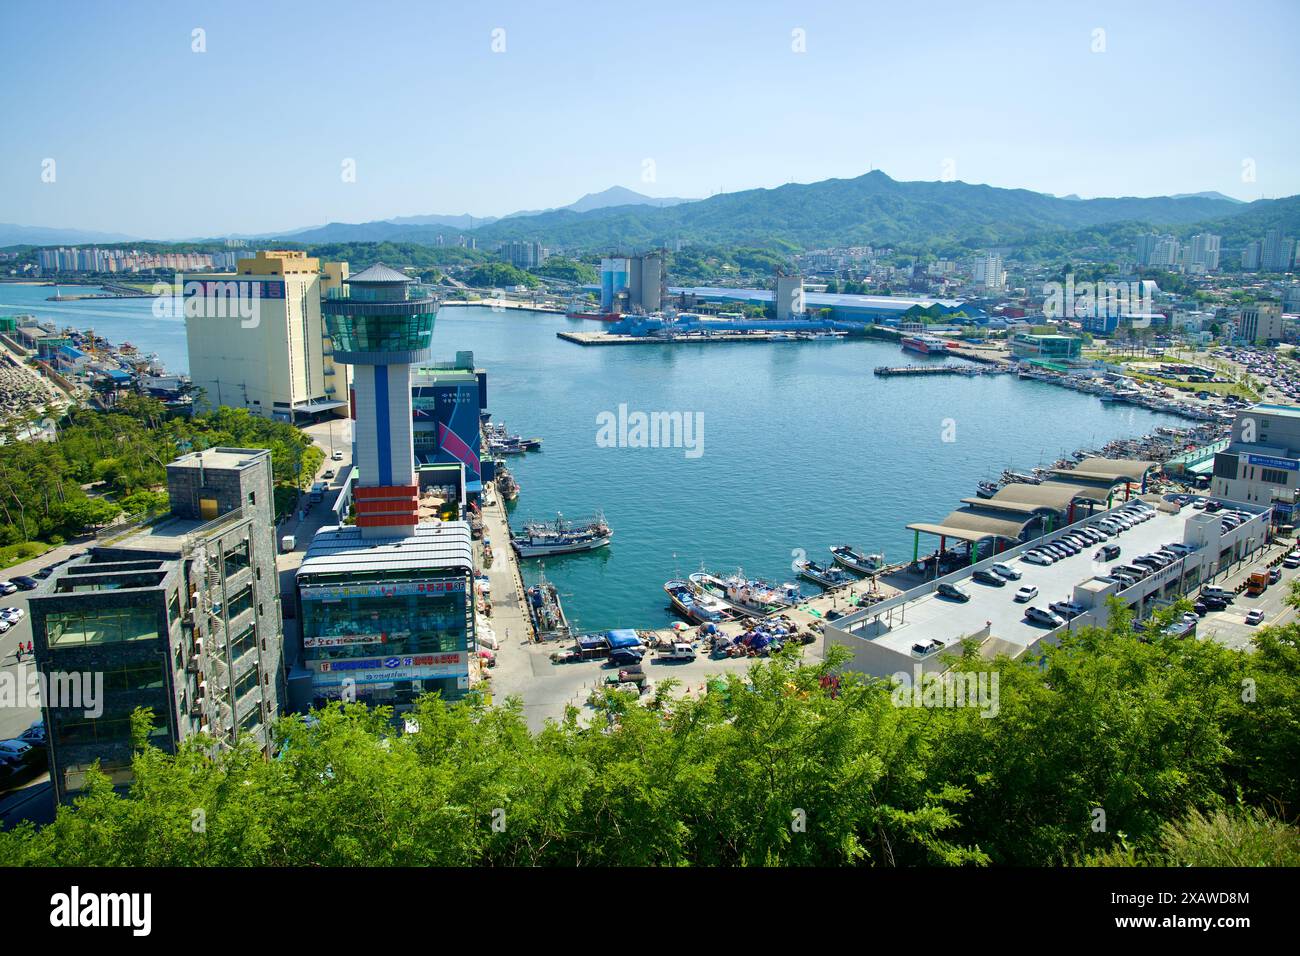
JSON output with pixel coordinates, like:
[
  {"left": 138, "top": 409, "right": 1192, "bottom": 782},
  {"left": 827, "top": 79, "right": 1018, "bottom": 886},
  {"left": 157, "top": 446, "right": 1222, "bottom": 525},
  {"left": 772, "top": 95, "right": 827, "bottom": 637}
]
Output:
[{"left": 1, "top": 597, "right": 1295, "bottom": 866}]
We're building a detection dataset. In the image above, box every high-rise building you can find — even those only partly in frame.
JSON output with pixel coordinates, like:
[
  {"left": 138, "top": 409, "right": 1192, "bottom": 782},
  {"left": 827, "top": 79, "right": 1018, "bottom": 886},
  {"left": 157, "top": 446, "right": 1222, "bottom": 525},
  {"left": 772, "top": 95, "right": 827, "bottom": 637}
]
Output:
[
  {"left": 970, "top": 254, "right": 1005, "bottom": 291},
  {"left": 1237, "top": 300, "right": 1284, "bottom": 344},
  {"left": 1187, "top": 233, "right": 1221, "bottom": 273},
  {"left": 181, "top": 250, "right": 351, "bottom": 422},
  {"left": 28, "top": 447, "right": 284, "bottom": 803},
  {"left": 500, "top": 241, "right": 547, "bottom": 270},
  {"left": 297, "top": 264, "right": 475, "bottom": 708},
  {"left": 1242, "top": 241, "right": 1262, "bottom": 270},
  {"left": 1260, "top": 229, "right": 1296, "bottom": 273},
  {"left": 412, "top": 353, "right": 486, "bottom": 495}
]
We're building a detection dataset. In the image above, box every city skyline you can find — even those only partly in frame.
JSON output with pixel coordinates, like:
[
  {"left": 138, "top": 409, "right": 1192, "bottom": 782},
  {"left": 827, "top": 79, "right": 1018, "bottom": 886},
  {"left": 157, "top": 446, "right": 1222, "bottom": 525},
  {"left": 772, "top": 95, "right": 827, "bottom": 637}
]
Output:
[{"left": 1, "top": 0, "right": 1299, "bottom": 238}]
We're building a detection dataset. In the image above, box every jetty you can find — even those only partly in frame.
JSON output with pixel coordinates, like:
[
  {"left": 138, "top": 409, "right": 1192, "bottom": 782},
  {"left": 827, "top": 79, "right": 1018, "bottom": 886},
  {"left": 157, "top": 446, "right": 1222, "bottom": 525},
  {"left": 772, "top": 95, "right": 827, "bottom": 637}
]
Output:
[{"left": 874, "top": 364, "right": 1012, "bottom": 377}]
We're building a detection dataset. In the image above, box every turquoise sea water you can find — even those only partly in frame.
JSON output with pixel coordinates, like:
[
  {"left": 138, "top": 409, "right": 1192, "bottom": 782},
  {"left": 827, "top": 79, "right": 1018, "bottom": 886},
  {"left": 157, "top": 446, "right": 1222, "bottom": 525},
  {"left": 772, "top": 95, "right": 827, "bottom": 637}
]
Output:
[{"left": 0, "top": 288, "right": 1184, "bottom": 631}]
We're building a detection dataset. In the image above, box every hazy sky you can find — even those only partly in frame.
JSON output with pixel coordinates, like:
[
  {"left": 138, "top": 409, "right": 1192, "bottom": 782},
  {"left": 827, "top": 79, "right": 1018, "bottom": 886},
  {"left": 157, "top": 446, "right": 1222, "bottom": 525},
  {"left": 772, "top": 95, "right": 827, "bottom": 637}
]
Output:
[{"left": 2, "top": 0, "right": 1297, "bottom": 238}]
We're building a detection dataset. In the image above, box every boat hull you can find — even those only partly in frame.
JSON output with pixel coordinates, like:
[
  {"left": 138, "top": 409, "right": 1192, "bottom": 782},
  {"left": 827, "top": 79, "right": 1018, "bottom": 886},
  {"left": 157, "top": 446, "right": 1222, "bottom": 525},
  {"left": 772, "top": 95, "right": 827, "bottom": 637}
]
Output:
[{"left": 512, "top": 534, "right": 611, "bottom": 558}]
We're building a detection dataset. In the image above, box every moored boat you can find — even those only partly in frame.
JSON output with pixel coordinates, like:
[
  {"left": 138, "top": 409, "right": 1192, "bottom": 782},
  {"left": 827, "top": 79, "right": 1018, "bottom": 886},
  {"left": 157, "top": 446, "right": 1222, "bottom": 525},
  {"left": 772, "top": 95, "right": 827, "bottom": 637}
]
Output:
[
  {"left": 664, "top": 579, "right": 737, "bottom": 624},
  {"left": 511, "top": 512, "right": 612, "bottom": 558},
  {"left": 794, "top": 557, "right": 856, "bottom": 589},
  {"left": 829, "top": 545, "right": 885, "bottom": 574},
  {"left": 689, "top": 568, "right": 802, "bottom": 617}
]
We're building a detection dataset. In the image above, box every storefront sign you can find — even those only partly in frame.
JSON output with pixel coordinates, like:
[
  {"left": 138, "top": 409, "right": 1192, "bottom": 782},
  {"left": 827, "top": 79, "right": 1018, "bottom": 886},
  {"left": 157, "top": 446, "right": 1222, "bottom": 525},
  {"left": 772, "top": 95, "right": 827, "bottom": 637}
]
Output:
[{"left": 300, "top": 579, "right": 466, "bottom": 601}]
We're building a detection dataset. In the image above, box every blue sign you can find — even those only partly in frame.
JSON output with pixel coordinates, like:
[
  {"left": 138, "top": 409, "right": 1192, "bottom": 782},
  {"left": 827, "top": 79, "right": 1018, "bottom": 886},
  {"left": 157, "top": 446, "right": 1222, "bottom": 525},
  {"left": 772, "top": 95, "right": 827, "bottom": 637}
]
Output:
[{"left": 1247, "top": 454, "right": 1299, "bottom": 471}]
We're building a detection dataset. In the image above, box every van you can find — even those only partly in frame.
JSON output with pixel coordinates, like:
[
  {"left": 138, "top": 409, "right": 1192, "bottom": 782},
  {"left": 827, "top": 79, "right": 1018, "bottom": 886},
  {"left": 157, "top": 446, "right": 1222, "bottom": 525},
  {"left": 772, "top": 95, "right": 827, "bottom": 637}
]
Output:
[{"left": 1097, "top": 544, "right": 1121, "bottom": 561}]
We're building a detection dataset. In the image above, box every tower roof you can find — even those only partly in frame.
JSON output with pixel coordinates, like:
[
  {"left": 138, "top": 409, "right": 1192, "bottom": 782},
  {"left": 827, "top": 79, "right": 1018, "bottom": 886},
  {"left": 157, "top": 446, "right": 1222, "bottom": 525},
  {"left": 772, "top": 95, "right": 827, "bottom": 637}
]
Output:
[{"left": 346, "top": 263, "right": 412, "bottom": 284}]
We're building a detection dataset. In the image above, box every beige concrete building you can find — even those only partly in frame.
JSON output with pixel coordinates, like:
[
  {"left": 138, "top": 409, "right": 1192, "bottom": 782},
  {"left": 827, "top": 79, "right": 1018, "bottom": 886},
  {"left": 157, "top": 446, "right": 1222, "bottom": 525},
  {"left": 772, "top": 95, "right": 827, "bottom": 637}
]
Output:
[{"left": 182, "top": 250, "right": 351, "bottom": 421}]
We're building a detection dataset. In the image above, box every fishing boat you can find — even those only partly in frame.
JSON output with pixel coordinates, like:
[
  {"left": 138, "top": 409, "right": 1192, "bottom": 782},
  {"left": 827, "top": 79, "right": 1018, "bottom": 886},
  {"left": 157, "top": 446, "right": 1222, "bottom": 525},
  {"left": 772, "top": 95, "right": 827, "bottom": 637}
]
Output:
[
  {"left": 497, "top": 467, "right": 519, "bottom": 501},
  {"left": 689, "top": 568, "right": 802, "bottom": 617},
  {"left": 829, "top": 545, "right": 885, "bottom": 574},
  {"left": 510, "top": 512, "right": 612, "bottom": 558},
  {"left": 976, "top": 480, "right": 1000, "bottom": 499},
  {"left": 526, "top": 570, "right": 571, "bottom": 640},
  {"left": 1001, "top": 469, "right": 1042, "bottom": 485},
  {"left": 794, "top": 557, "right": 856, "bottom": 589},
  {"left": 663, "top": 579, "right": 737, "bottom": 624}
]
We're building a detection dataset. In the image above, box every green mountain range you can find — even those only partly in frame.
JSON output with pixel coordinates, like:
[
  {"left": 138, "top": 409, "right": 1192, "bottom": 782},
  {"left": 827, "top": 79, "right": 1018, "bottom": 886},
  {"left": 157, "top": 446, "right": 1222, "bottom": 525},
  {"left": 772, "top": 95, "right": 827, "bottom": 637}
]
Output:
[{"left": 271, "top": 171, "right": 1298, "bottom": 257}]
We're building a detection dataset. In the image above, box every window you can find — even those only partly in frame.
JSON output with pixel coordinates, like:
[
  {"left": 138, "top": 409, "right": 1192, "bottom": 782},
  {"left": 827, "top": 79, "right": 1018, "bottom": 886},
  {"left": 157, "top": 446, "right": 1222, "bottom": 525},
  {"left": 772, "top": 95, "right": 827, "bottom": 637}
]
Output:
[
  {"left": 46, "top": 604, "right": 159, "bottom": 648},
  {"left": 199, "top": 497, "right": 219, "bottom": 520},
  {"left": 223, "top": 539, "right": 251, "bottom": 578},
  {"left": 102, "top": 661, "right": 167, "bottom": 693},
  {"left": 234, "top": 667, "right": 259, "bottom": 703},
  {"left": 230, "top": 623, "right": 258, "bottom": 664},
  {"left": 1261, "top": 468, "right": 1290, "bottom": 485},
  {"left": 227, "top": 585, "right": 254, "bottom": 621}
]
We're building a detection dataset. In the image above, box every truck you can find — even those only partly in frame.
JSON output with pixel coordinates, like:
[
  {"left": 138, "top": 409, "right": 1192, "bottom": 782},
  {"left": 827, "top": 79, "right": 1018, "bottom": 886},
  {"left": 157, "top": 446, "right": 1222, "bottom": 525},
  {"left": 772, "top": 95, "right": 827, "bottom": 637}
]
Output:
[
  {"left": 1246, "top": 568, "right": 1270, "bottom": 596},
  {"left": 281, "top": 534, "right": 296, "bottom": 552},
  {"left": 658, "top": 642, "right": 697, "bottom": 662},
  {"left": 309, "top": 482, "right": 327, "bottom": 503}
]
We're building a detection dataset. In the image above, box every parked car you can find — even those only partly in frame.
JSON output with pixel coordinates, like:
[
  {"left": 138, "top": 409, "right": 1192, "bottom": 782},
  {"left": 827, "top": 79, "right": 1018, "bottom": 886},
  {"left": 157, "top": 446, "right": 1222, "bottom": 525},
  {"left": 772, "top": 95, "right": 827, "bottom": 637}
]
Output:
[
  {"left": 1245, "top": 609, "right": 1266, "bottom": 626},
  {"left": 0, "top": 581, "right": 16, "bottom": 596},
  {"left": 11, "top": 576, "right": 38, "bottom": 591},
  {"left": 331, "top": 450, "right": 344, "bottom": 461},
  {"left": 608, "top": 647, "right": 650, "bottom": 671},
  {"left": 1050, "top": 601, "right": 1085, "bottom": 620},
  {"left": 1014, "top": 585, "right": 1039, "bottom": 603},
  {"left": 1283, "top": 551, "right": 1300, "bottom": 569},
  {"left": 1023, "top": 551, "right": 1053, "bottom": 566},
  {"left": 1096, "top": 544, "right": 1121, "bottom": 561},
  {"left": 0, "top": 739, "right": 33, "bottom": 762},
  {"left": 936, "top": 582, "right": 970, "bottom": 602},
  {"left": 990, "top": 562, "right": 1022, "bottom": 581},
  {"left": 0, "top": 607, "right": 24, "bottom": 623},
  {"left": 1025, "top": 606, "right": 1065, "bottom": 627},
  {"left": 972, "top": 569, "right": 1006, "bottom": 587},
  {"left": 18, "top": 720, "right": 46, "bottom": 746}
]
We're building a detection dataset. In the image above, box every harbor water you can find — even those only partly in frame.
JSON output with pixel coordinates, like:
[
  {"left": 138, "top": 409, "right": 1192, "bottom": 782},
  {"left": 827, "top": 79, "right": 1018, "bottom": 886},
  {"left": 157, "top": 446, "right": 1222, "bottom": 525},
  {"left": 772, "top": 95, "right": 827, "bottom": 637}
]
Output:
[{"left": 0, "top": 289, "right": 1187, "bottom": 631}]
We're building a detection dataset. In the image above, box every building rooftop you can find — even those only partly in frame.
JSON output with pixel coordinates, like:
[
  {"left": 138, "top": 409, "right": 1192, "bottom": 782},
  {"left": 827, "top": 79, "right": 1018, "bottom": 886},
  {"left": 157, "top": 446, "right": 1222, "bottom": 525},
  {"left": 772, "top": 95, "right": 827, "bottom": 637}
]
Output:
[
  {"left": 1250, "top": 403, "right": 1300, "bottom": 419},
  {"left": 347, "top": 263, "right": 412, "bottom": 284},
  {"left": 846, "top": 505, "right": 1200, "bottom": 657},
  {"left": 297, "top": 521, "right": 473, "bottom": 578},
  {"left": 169, "top": 447, "right": 270, "bottom": 472}
]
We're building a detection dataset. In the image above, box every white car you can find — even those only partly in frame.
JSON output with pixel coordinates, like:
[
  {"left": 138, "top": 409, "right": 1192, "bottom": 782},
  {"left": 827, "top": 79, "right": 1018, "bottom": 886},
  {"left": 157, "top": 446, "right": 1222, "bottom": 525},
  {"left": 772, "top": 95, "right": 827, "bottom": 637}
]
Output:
[
  {"left": 990, "top": 562, "right": 1022, "bottom": 580},
  {"left": 1022, "top": 551, "right": 1053, "bottom": 566},
  {"left": 0, "top": 607, "right": 24, "bottom": 623},
  {"left": 1014, "top": 585, "right": 1039, "bottom": 603},
  {"left": 0, "top": 581, "right": 16, "bottom": 596}
]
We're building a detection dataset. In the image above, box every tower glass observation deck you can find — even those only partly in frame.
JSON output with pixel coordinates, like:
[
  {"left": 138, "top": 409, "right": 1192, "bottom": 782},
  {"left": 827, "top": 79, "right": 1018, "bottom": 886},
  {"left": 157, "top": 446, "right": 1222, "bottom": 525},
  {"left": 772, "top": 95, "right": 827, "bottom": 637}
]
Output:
[{"left": 322, "top": 263, "right": 436, "bottom": 536}]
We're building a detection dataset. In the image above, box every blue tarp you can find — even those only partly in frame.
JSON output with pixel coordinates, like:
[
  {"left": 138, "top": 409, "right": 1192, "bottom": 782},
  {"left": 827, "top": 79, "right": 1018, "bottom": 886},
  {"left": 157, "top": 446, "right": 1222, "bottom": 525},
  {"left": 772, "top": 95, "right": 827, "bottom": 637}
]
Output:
[{"left": 605, "top": 629, "right": 641, "bottom": 649}]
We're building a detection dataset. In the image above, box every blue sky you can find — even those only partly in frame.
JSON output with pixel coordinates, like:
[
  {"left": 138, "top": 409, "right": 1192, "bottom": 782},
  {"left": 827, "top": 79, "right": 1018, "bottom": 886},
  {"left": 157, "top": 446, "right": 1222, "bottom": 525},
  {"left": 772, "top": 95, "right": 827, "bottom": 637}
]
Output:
[{"left": 1, "top": 0, "right": 1297, "bottom": 238}]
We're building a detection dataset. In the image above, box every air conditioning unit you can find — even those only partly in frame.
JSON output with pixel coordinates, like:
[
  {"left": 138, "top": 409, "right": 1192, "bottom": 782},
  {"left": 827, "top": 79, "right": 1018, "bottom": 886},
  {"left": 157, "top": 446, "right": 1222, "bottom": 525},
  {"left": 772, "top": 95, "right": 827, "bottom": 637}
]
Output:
[{"left": 185, "top": 654, "right": 201, "bottom": 674}]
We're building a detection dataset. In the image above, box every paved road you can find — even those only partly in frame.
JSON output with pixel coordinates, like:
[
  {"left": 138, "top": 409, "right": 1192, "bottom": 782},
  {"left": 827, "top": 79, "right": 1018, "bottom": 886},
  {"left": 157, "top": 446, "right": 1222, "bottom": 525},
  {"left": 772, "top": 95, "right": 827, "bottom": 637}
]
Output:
[{"left": 1193, "top": 539, "right": 1300, "bottom": 650}]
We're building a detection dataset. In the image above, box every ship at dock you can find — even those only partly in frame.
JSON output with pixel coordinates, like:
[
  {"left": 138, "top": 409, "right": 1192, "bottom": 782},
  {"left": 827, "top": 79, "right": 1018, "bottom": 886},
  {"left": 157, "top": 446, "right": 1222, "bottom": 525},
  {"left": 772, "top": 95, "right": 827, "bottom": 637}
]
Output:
[
  {"left": 793, "top": 557, "right": 856, "bottom": 589},
  {"left": 663, "top": 579, "right": 738, "bottom": 624},
  {"left": 829, "top": 545, "right": 885, "bottom": 575},
  {"left": 526, "top": 569, "right": 571, "bottom": 640},
  {"left": 688, "top": 568, "right": 802, "bottom": 617},
  {"left": 900, "top": 334, "right": 953, "bottom": 356},
  {"left": 510, "top": 512, "right": 612, "bottom": 558}
]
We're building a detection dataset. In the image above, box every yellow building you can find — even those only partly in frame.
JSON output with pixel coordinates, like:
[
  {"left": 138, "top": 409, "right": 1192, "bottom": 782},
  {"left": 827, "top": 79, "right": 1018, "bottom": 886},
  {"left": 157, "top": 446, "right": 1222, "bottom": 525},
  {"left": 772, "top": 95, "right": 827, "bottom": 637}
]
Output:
[{"left": 182, "top": 250, "right": 352, "bottom": 421}]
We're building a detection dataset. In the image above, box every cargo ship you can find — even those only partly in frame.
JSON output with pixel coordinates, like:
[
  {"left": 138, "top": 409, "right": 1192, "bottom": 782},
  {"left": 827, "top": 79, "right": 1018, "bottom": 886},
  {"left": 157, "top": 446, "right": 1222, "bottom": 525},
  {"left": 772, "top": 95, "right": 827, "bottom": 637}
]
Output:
[{"left": 900, "top": 334, "right": 953, "bottom": 355}]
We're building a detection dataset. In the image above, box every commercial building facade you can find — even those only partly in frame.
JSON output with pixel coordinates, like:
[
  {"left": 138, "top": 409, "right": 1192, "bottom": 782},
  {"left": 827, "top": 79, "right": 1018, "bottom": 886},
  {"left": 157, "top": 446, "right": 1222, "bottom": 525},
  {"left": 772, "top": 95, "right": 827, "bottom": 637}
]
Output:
[
  {"left": 27, "top": 448, "right": 284, "bottom": 803},
  {"left": 182, "top": 250, "right": 351, "bottom": 421},
  {"left": 1212, "top": 403, "right": 1300, "bottom": 515}
]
